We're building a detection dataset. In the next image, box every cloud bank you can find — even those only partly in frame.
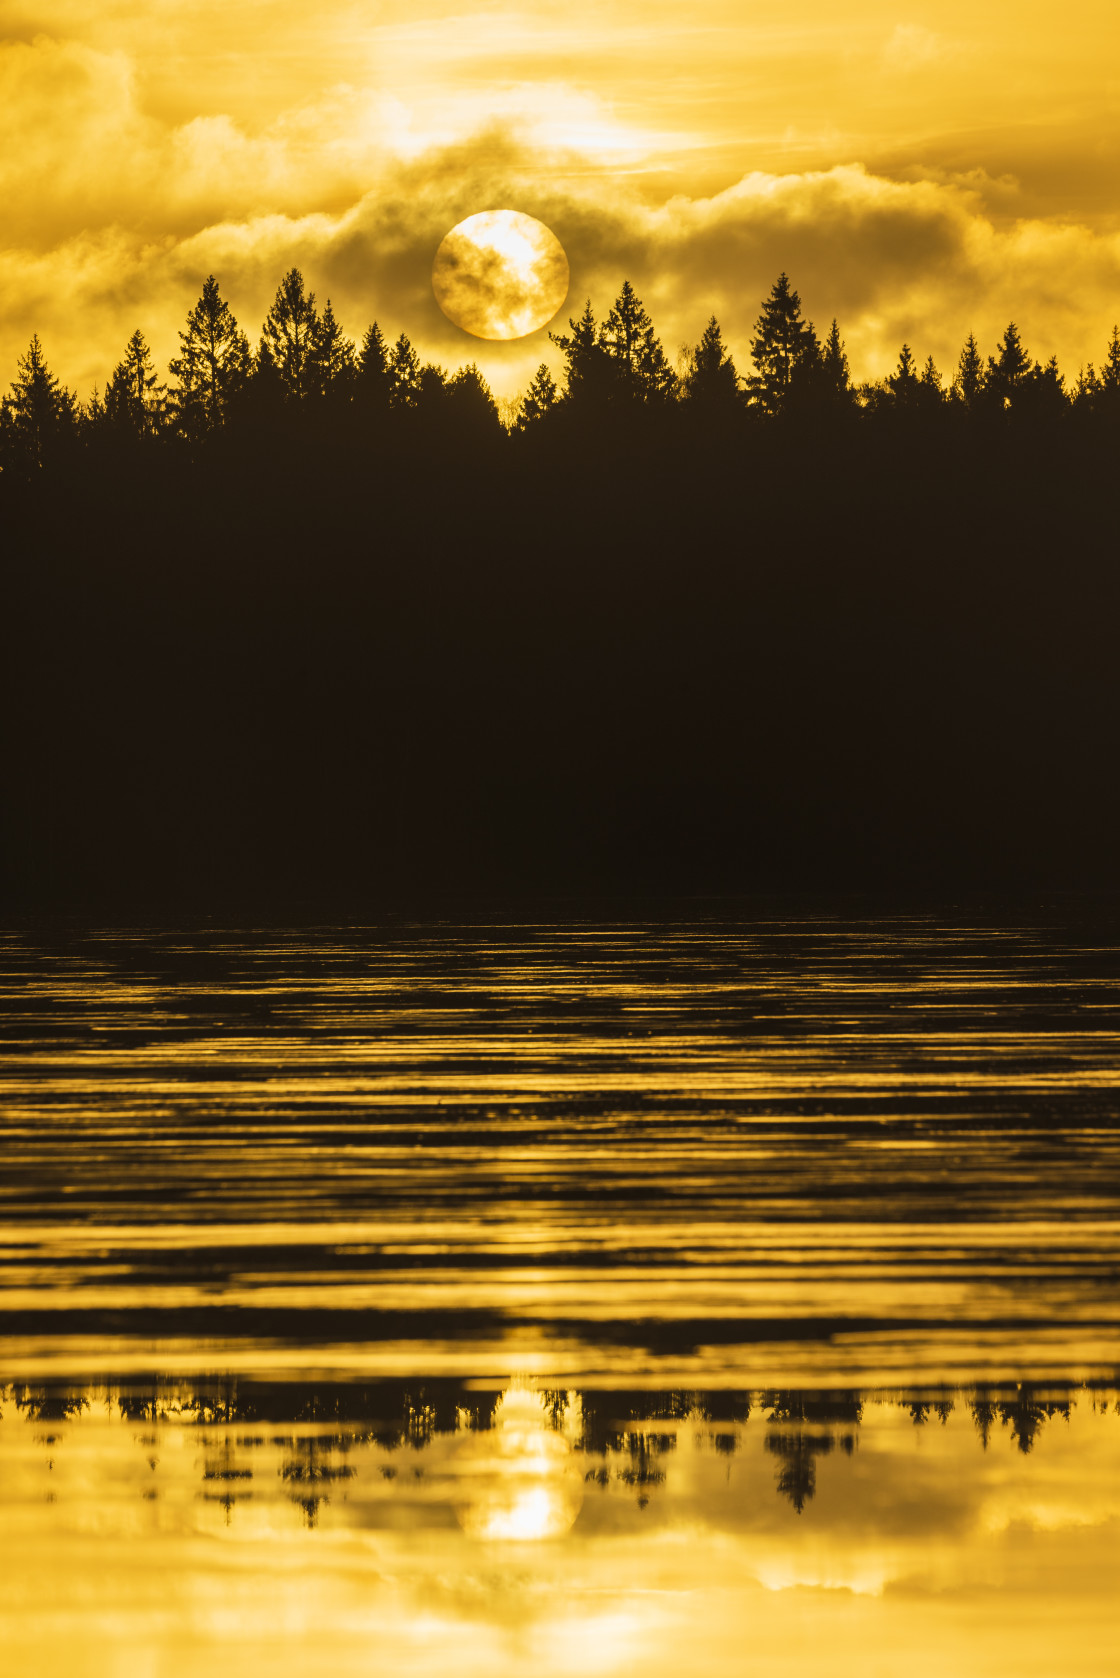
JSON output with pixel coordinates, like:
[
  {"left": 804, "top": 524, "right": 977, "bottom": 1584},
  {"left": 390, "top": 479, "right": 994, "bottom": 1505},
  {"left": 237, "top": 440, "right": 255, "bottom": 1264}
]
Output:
[{"left": 3, "top": 19, "right": 1120, "bottom": 400}]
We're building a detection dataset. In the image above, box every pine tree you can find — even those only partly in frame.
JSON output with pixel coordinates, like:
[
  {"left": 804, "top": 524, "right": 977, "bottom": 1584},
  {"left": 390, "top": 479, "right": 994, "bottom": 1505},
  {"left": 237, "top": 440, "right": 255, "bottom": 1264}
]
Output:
[
  {"left": 987, "top": 322, "right": 1031, "bottom": 408},
  {"left": 1100, "top": 326, "right": 1120, "bottom": 409},
  {"left": 953, "top": 333, "right": 985, "bottom": 408},
  {"left": 920, "top": 354, "right": 942, "bottom": 394},
  {"left": 313, "top": 299, "right": 357, "bottom": 405},
  {"left": 682, "top": 316, "right": 740, "bottom": 407},
  {"left": 747, "top": 273, "right": 819, "bottom": 415},
  {"left": 418, "top": 363, "right": 448, "bottom": 409},
  {"left": 517, "top": 364, "right": 559, "bottom": 429},
  {"left": 356, "top": 322, "right": 390, "bottom": 415},
  {"left": 550, "top": 301, "right": 611, "bottom": 404},
  {"left": 887, "top": 343, "right": 920, "bottom": 406},
  {"left": 169, "top": 275, "right": 251, "bottom": 437},
  {"left": 1022, "top": 354, "right": 1067, "bottom": 420},
  {"left": 598, "top": 281, "right": 676, "bottom": 402},
  {"left": 104, "top": 329, "right": 166, "bottom": 436},
  {"left": 448, "top": 363, "right": 500, "bottom": 430},
  {"left": 1, "top": 334, "right": 77, "bottom": 469},
  {"left": 820, "top": 319, "right": 852, "bottom": 403},
  {"left": 388, "top": 333, "right": 422, "bottom": 410},
  {"left": 1072, "top": 362, "right": 1101, "bottom": 412},
  {"left": 261, "top": 268, "right": 321, "bottom": 402}
]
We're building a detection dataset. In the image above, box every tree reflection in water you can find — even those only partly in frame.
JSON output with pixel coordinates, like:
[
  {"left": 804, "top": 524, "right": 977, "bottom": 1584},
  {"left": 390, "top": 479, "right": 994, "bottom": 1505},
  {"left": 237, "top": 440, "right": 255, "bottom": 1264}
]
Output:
[{"left": 0, "top": 1377, "right": 1100, "bottom": 1525}]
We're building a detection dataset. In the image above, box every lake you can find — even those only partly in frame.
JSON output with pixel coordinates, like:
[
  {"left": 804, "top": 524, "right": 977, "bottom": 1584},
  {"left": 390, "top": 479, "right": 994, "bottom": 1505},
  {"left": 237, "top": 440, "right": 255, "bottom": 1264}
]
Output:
[{"left": 2, "top": 909, "right": 1118, "bottom": 1674}]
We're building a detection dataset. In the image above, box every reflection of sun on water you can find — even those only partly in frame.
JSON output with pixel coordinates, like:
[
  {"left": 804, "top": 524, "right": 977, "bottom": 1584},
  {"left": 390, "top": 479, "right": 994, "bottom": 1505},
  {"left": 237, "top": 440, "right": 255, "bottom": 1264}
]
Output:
[{"left": 455, "top": 1385, "right": 584, "bottom": 1542}]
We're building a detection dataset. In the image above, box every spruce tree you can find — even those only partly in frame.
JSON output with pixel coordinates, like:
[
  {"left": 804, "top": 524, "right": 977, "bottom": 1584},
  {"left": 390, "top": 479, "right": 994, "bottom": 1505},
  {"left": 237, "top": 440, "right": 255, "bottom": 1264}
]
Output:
[
  {"left": 169, "top": 275, "right": 251, "bottom": 437},
  {"left": 517, "top": 364, "right": 559, "bottom": 429},
  {"left": 600, "top": 281, "right": 676, "bottom": 402},
  {"left": 887, "top": 343, "right": 920, "bottom": 407},
  {"left": 313, "top": 299, "right": 357, "bottom": 404},
  {"left": 1100, "top": 326, "right": 1120, "bottom": 410},
  {"left": 953, "top": 333, "right": 985, "bottom": 408},
  {"left": 388, "top": 333, "right": 422, "bottom": 410},
  {"left": 747, "top": 273, "right": 818, "bottom": 415},
  {"left": 550, "top": 301, "right": 611, "bottom": 404},
  {"left": 261, "top": 268, "right": 321, "bottom": 402},
  {"left": 820, "top": 319, "right": 853, "bottom": 403},
  {"left": 987, "top": 322, "right": 1031, "bottom": 407},
  {"left": 104, "top": 329, "right": 166, "bottom": 436},
  {"left": 1, "top": 334, "right": 77, "bottom": 469},
  {"left": 448, "top": 363, "right": 500, "bottom": 430},
  {"left": 682, "top": 316, "right": 740, "bottom": 407},
  {"left": 356, "top": 322, "right": 390, "bottom": 415},
  {"left": 1022, "top": 354, "right": 1067, "bottom": 420}
]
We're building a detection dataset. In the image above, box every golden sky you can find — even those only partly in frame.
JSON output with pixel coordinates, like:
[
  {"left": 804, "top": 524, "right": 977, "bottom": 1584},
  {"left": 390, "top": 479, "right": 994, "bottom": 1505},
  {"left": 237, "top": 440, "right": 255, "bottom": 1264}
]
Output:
[{"left": 3, "top": 1, "right": 1120, "bottom": 396}]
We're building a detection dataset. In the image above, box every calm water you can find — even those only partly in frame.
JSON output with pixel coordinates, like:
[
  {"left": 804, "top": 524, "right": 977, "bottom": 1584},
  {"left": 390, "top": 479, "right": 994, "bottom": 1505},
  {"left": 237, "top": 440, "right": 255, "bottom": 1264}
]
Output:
[{"left": 2, "top": 911, "right": 1119, "bottom": 1673}]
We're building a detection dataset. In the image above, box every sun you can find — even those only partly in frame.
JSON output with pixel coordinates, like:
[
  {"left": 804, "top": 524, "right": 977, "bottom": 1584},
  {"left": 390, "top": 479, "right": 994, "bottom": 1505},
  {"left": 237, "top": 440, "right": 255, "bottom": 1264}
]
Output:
[{"left": 432, "top": 210, "right": 569, "bottom": 341}]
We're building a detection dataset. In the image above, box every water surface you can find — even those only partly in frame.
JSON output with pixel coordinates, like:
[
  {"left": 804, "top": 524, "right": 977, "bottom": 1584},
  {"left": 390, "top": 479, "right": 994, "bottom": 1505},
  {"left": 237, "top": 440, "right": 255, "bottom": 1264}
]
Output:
[{"left": 2, "top": 911, "right": 1118, "bottom": 1672}]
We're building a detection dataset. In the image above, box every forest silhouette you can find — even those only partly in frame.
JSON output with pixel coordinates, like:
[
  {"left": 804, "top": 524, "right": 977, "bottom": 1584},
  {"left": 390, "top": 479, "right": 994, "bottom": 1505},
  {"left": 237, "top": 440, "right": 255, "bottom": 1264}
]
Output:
[{"left": 4, "top": 269, "right": 1120, "bottom": 908}]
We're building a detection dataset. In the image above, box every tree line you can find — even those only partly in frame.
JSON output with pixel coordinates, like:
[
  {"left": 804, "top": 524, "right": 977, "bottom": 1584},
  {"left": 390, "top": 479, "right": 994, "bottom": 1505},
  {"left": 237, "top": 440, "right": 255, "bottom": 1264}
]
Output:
[{"left": 4, "top": 266, "right": 1120, "bottom": 477}]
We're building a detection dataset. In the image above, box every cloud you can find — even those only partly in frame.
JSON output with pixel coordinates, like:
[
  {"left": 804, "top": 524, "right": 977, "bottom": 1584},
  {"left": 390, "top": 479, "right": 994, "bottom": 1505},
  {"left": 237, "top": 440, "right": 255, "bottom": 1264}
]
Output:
[
  {"left": 6, "top": 135, "right": 1120, "bottom": 406},
  {"left": 3, "top": 14, "right": 1120, "bottom": 402}
]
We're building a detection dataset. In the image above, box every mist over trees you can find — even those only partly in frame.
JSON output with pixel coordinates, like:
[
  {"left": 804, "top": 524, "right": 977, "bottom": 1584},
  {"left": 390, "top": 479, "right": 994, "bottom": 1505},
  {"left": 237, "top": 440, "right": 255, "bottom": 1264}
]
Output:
[{"left": 3, "top": 265, "right": 1120, "bottom": 478}]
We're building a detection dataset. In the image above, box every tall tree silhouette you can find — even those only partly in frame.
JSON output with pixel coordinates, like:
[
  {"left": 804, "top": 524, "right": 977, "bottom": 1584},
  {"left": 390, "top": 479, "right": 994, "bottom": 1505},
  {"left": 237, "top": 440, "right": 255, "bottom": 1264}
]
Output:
[
  {"left": 886, "top": 342, "right": 921, "bottom": 408},
  {"left": 550, "top": 301, "right": 611, "bottom": 405},
  {"left": 682, "top": 316, "right": 741, "bottom": 408},
  {"left": 168, "top": 275, "right": 251, "bottom": 437},
  {"left": 953, "top": 333, "right": 986, "bottom": 408},
  {"left": 988, "top": 321, "right": 1032, "bottom": 409},
  {"left": 516, "top": 362, "right": 559, "bottom": 429},
  {"left": 447, "top": 363, "right": 501, "bottom": 432},
  {"left": 0, "top": 334, "right": 77, "bottom": 470},
  {"left": 600, "top": 280, "right": 677, "bottom": 402},
  {"left": 920, "top": 354, "right": 943, "bottom": 400},
  {"left": 104, "top": 329, "right": 166, "bottom": 437},
  {"left": 313, "top": 299, "right": 357, "bottom": 408},
  {"left": 356, "top": 322, "right": 390, "bottom": 418},
  {"left": 1098, "top": 325, "right": 1120, "bottom": 413},
  {"left": 261, "top": 268, "right": 321, "bottom": 402},
  {"left": 820, "top": 319, "right": 853, "bottom": 406},
  {"left": 388, "top": 333, "right": 422, "bottom": 410},
  {"left": 747, "top": 273, "right": 818, "bottom": 415}
]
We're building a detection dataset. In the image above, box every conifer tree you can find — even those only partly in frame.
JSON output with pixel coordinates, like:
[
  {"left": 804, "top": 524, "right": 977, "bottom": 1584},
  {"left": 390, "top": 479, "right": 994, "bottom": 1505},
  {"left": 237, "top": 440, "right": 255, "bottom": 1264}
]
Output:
[
  {"left": 1, "top": 334, "right": 77, "bottom": 469},
  {"left": 356, "top": 322, "right": 390, "bottom": 414},
  {"left": 747, "top": 273, "right": 819, "bottom": 415},
  {"left": 599, "top": 281, "right": 677, "bottom": 402},
  {"left": 388, "top": 333, "right": 422, "bottom": 410},
  {"left": 261, "top": 268, "right": 321, "bottom": 402},
  {"left": 1023, "top": 354, "right": 1067, "bottom": 419},
  {"left": 820, "top": 319, "right": 853, "bottom": 403},
  {"left": 169, "top": 275, "right": 251, "bottom": 436},
  {"left": 987, "top": 322, "right": 1031, "bottom": 407},
  {"left": 313, "top": 299, "right": 357, "bottom": 404},
  {"left": 887, "top": 343, "right": 920, "bottom": 406},
  {"left": 1072, "top": 362, "right": 1101, "bottom": 411},
  {"left": 952, "top": 333, "right": 985, "bottom": 407},
  {"left": 1100, "top": 325, "right": 1120, "bottom": 408},
  {"left": 550, "top": 301, "right": 611, "bottom": 404},
  {"left": 920, "top": 354, "right": 942, "bottom": 394},
  {"left": 104, "top": 329, "right": 166, "bottom": 436},
  {"left": 682, "top": 316, "right": 740, "bottom": 407},
  {"left": 448, "top": 363, "right": 500, "bottom": 429},
  {"left": 249, "top": 338, "right": 286, "bottom": 418},
  {"left": 517, "top": 363, "right": 559, "bottom": 429},
  {"left": 418, "top": 362, "right": 449, "bottom": 408}
]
